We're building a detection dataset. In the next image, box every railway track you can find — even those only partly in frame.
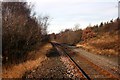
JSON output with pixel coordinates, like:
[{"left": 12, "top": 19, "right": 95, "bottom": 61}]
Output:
[
  {"left": 51, "top": 42, "right": 91, "bottom": 79},
  {"left": 51, "top": 42, "right": 119, "bottom": 79}
]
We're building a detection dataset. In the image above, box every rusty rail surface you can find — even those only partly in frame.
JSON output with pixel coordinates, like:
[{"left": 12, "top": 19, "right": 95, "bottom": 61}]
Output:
[
  {"left": 51, "top": 42, "right": 91, "bottom": 80},
  {"left": 51, "top": 42, "right": 119, "bottom": 80}
]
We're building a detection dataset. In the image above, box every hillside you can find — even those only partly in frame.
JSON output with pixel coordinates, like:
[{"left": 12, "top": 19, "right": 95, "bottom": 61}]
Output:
[
  {"left": 77, "top": 32, "right": 119, "bottom": 56},
  {"left": 76, "top": 18, "right": 120, "bottom": 56},
  {"left": 52, "top": 18, "right": 120, "bottom": 56}
]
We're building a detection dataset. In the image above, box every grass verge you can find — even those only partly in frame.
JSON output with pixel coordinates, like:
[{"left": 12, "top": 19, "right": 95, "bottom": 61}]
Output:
[
  {"left": 2, "top": 43, "right": 52, "bottom": 78},
  {"left": 77, "top": 32, "right": 119, "bottom": 56}
]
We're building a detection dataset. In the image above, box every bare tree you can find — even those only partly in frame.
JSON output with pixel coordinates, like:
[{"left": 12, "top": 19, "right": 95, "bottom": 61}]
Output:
[{"left": 2, "top": 2, "right": 50, "bottom": 64}]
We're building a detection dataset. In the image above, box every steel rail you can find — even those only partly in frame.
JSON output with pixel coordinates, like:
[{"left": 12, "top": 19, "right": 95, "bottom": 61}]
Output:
[{"left": 51, "top": 42, "right": 91, "bottom": 80}]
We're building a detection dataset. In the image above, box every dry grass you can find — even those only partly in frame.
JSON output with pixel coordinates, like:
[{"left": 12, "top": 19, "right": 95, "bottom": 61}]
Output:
[
  {"left": 77, "top": 32, "right": 119, "bottom": 56},
  {"left": 2, "top": 43, "right": 52, "bottom": 78}
]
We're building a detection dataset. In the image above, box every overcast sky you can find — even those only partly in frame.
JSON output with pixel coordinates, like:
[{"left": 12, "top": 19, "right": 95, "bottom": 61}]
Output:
[{"left": 26, "top": 0, "right": 118, "bottom": 34}]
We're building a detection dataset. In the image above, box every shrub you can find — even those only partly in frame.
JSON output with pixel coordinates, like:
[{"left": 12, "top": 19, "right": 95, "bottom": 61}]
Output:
[{"left": 2, "top": 2, "right": 49, "bottom": 64}]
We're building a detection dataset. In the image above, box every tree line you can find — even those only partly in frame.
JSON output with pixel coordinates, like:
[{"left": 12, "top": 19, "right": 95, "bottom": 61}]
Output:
[
  {"left": 50, "top": 18, "right": 120, "bottom": 45},
  {"left": 2, "top": 2, "right": 50, "bottom": 64}
]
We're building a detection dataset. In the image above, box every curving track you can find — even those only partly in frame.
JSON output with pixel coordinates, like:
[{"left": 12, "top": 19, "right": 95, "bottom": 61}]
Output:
[{"left": 51, "top": 42, "right": 119, "bottom": 80}]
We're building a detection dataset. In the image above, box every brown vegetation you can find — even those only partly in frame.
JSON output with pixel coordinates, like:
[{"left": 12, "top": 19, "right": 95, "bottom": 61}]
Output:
[
  {"left": 2, "top": 43, "right": 52, "bottom": 78},
  {"left": 79, "top": 33, "right": 119, "bottom": 56},
  {"left": 77, "top": 18, "right": 120, "bottom": 56},
  {"left": 52, "top": 18, "right": 119, "bottom": 56},
  {"left": 2, "top": 2, "right": 50, "bottom": 65},
  {"left": 81, "top": 27, "right": 96, "bottom": 41},
  {"left": 52, "top": 29, "right": 82, "bottom": 45}
]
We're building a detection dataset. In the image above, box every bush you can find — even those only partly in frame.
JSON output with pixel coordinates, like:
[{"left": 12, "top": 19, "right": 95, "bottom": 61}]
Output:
[{"left": 2, "top": 2, "right": 49, "bottom": 64}]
